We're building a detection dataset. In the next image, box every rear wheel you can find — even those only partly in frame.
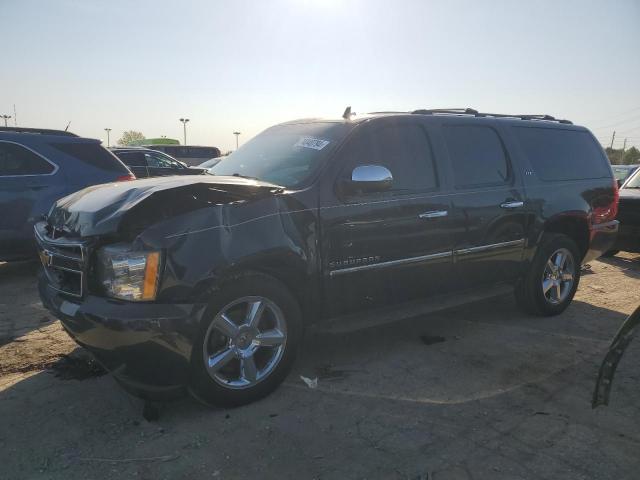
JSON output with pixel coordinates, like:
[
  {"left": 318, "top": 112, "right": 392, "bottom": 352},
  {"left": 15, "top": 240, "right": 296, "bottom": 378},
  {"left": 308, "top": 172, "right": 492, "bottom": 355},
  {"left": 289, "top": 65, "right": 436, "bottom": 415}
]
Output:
[
  {"left": 189, "top": 273, "right": 301, "bottom": 407},
  {"left": 515, "top": 234, "right": 581, "bottom": 316}
]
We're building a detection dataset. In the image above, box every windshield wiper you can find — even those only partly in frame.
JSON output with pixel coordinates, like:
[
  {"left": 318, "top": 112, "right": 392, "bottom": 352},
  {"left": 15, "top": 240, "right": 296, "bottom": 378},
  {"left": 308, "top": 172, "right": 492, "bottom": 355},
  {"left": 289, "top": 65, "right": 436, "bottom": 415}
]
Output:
[{"left": 230, "top": 173, "right": 284, "bottom": 189}]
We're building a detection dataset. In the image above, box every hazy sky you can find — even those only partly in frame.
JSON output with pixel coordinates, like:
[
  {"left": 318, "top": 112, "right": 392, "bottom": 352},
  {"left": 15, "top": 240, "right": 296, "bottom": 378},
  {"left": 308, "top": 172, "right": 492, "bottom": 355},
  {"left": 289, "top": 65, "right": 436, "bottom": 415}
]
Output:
[{"left": 1, "top": 0, "right": 639, "bottom": 151}]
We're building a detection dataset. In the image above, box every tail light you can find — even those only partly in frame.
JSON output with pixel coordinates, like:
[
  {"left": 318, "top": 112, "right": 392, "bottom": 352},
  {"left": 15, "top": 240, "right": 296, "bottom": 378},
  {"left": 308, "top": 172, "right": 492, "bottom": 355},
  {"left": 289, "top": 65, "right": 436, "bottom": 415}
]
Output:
[
  {"left": 116, "top": 173, "right": 136, "bottom": 182},
  {"left": 591, "top": 179, "right": 619, "bottom": 225}
]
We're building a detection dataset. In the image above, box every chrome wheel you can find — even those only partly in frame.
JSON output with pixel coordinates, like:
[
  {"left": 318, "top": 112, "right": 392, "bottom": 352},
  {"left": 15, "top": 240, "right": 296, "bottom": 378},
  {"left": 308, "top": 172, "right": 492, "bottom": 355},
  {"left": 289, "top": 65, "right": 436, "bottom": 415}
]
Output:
[
  {"left": 202, "top": 296, "right": 287, "bottom": 389},
  {"left": 541, "top": 248, "right": 575, "bottom": 305}
]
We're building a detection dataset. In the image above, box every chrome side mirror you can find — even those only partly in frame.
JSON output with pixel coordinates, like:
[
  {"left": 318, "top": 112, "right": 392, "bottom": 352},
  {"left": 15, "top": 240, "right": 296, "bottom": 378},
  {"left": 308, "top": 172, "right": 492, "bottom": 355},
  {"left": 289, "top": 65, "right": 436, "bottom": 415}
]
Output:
[{"left": 344, "top": 165, "right": 393, "bottom": 194}]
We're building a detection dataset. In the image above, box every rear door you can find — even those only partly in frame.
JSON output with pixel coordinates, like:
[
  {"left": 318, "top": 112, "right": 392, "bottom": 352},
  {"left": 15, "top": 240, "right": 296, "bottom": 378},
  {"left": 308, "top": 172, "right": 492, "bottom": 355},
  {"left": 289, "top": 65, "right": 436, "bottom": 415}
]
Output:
[
  {"left": 0, "top": 141, "right": 59, "bottom": 258},
  {"left": 440, "top": 121, "right": 529, "bottom": 287},
  {"left": 116, "top": 151, "right": 149, "bottom": 178},
  {"left": 321, "top": 119, "right": 454, "bottom": 316}
]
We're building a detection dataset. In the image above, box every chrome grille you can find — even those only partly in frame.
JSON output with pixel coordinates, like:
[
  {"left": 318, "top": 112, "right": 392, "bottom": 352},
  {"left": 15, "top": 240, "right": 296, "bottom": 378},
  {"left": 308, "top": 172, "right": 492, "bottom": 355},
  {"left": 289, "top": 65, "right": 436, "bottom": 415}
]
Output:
[{"left": 34, "top": 222, "right": 87, "bottom": 298}]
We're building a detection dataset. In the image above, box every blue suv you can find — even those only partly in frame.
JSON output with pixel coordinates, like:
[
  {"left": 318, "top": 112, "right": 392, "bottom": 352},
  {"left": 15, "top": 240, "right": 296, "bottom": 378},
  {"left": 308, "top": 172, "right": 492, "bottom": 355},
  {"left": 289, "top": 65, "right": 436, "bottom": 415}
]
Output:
[{"left": 0, "top": 127, "right": 135, "bottom": 261}]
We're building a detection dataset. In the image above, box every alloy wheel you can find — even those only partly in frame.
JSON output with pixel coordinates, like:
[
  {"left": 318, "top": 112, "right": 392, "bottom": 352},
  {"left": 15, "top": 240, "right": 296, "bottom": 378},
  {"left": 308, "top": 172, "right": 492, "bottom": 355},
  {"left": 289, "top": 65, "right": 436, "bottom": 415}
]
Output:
[
  {"left": 202, "top": 296, "right": 287, "bottom": 389},
  {"left": 541, "top": 247, "right": 575, "bottom": 305}
]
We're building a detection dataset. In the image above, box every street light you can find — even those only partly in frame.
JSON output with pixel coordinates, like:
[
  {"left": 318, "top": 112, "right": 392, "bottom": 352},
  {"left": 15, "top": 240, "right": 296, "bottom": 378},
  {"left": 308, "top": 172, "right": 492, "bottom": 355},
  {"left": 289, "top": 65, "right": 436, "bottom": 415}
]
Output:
[
  {"left": 233, "top": 131, "right": 241, "bottom": 150},
  {"left": 1, "top": 115, "right": 11, "bottom": 127},
  {"left": 179, "top": 118, "right": 190, "bottom": 145},
  {"left": 104, "top": 128, "right": 112, "bottom": 147}
]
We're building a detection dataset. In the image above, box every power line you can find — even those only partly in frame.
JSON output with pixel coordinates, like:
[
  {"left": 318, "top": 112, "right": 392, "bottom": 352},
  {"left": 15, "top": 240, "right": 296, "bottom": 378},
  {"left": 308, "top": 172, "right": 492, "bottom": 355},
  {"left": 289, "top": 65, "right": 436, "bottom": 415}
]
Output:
[{"left": 591, "top": 114, "right": 640, "bottom": 130}]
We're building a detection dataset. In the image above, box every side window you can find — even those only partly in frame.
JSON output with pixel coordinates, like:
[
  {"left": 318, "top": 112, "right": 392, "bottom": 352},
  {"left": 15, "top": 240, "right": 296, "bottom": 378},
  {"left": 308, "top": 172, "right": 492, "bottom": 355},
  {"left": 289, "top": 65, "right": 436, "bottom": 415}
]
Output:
[
  {"left": 145, "top": 152, "right": 178, "bottom": 168},
  {"left": 50, "top": 142, "right": 130, "bottom": 173},
  {"left": 514, "top": 127, "right": 610, "bottom": 181},
  {"left": 0, "top": 142, "right": 55, "bottom": 176},
  {"left": 443, "top": 125, "right": 509, "bottom": 188},
  {"left": 117, "top": 152, "right": 146, "bottom": 167},
  {"left": 343, "top": 123, "right": 438, "bottom": 193}
]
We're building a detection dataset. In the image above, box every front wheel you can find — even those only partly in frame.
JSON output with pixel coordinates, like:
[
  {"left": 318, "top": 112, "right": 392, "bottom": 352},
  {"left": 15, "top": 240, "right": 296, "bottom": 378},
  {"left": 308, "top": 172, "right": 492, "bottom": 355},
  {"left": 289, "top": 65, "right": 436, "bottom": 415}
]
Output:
[
  {"left": 189, "top": 273, "right": 302, "bottom": 407},
  {"left": 515, "top": 234, "right": 581, "bottom": 316}
]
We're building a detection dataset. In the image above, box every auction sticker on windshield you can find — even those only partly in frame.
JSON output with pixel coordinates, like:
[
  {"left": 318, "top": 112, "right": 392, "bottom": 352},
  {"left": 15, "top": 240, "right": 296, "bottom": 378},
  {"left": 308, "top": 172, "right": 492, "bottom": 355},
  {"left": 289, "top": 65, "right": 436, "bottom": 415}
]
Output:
[{"left": 295, "top": 137, "right": 331, "bottom": 150}]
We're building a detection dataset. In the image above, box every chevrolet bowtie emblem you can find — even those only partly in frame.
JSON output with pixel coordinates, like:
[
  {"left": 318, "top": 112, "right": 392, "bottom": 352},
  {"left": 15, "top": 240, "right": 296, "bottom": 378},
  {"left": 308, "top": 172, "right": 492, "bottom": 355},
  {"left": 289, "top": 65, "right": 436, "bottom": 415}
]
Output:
[{"left": 39, "top": 250, "right": 52, "bottom": 267}]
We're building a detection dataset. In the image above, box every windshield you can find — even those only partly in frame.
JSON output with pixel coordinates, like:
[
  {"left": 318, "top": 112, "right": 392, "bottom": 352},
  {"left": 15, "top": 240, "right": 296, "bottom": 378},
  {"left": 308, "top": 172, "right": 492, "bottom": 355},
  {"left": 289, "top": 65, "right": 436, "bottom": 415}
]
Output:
[
  {"left": 624, "top": 168, "right": 640, "bottom": 188},
  {"left": 210, "top": 122, "right": 352, "bottom": 187}
]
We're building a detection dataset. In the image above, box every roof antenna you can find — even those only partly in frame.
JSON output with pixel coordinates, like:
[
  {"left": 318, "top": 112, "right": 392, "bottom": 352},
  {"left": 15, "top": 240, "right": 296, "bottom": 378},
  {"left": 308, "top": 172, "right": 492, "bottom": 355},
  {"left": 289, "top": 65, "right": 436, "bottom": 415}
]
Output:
[
  {"left": 64, "top": 121, "right": 71, "bottom": 132},
  {"left": 342, "top": 106, "right": 354, "bottom": 120}
]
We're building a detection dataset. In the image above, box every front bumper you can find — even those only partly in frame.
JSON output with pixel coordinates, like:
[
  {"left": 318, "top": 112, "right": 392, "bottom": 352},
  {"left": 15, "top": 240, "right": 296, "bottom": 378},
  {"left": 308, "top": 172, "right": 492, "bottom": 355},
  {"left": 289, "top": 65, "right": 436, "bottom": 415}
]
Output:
[
  {"left": 583, "top": 220, "right": 619, "bottom": 263},
  {"left": 38, "top": 272, "right": 206, "bottom": 400}
]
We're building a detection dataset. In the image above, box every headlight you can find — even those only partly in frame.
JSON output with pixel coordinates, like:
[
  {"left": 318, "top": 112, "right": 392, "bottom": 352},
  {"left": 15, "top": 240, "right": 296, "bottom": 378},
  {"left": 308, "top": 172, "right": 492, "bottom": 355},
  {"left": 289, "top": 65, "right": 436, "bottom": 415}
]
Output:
[{"left": 97, "top": 244, "right": 161, "bottom": 301}]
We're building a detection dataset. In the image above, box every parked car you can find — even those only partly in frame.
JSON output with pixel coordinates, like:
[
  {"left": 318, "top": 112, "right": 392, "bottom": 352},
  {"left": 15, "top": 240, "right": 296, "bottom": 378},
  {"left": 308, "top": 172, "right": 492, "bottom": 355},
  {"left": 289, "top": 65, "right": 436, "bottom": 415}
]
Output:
[
  {"left": 144, "top": 145, "right": 221, "bottom": 166},
  {"left": 111, "top": 147, "right": 207, "bottom": 178},
  {"left": 36, "top": 108, "right": 618, "bottom": 407},
  {"left": 197, "top": 157, "right": 223, "bottom": 169},
  {"left": 0, "top": 127, "right": 135, "bottom": 261},
  {"left": 602, "top": 167, "right": 640, "bottom": 256},
  {"left": 611, "top": 164, "right": 639, "bottom": 187}
]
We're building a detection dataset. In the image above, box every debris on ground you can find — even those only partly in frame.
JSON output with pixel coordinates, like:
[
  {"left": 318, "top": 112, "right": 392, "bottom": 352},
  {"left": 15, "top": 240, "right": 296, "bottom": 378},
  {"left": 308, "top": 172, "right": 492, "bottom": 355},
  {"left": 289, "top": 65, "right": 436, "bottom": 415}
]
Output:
[{"left": 300, "top": 375, "right": 318, "bottom": 389}]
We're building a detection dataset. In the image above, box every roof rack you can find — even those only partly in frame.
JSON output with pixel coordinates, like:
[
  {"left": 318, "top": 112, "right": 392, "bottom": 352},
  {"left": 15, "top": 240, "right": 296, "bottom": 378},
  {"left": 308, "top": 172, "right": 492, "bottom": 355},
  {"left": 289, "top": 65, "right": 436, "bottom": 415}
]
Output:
[
  {"left": 411, "top": 108, "right": 572, "bottom": 124},
  {"left": 0, "top": 126, "right": 78, "bottom": 137}
]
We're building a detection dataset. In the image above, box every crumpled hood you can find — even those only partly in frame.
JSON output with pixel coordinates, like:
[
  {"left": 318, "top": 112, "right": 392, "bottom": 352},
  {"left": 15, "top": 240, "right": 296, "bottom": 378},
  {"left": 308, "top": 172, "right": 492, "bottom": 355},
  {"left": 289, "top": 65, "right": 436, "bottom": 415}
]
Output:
[{"left": 47, "top": 175, "right": 282, "bottom": 237}]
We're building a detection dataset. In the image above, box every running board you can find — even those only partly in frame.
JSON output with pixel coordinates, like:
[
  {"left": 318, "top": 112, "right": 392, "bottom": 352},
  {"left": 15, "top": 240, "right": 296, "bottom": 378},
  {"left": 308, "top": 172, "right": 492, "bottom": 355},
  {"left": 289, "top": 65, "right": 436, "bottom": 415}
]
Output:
[{"left": 315, "top": 284, "right": 514, "bottom": 335}]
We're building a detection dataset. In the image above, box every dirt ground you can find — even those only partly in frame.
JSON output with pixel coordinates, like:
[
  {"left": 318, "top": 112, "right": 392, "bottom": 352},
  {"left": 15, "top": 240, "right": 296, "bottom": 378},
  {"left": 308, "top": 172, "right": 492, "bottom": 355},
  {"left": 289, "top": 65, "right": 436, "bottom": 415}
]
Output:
[{"left": 1, "top": 255, "right": 640, "bottom": 480}]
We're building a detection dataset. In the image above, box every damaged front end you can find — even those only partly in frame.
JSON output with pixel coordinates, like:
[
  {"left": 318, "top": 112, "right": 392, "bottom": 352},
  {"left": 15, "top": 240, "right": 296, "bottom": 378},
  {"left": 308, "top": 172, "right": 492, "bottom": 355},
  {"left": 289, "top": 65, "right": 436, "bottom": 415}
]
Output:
[{"left": 36, "top": 175, "right": 311, "bottom": 400}]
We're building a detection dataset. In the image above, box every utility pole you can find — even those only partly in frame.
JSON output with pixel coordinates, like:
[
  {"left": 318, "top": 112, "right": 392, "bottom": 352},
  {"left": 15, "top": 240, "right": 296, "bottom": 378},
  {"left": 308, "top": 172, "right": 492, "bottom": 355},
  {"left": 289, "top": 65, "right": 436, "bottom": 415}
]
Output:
[
  {"left": 621, "top": 138, "right": 627, "bottom": 164},
  {"left": 610, "top": 131, "right": 616, "bottom": 149},
  {"left": 179, "top": 118, "right": 190, "bottom": 145},
  {"left": 104, "top": 128, "right": 112, "bottom": 147},
  {"left": 1, "top": 115, "right": 11, "bottom": 127},
  {"left": 233, "top": 131, "right": 241, "bottom": 150}
]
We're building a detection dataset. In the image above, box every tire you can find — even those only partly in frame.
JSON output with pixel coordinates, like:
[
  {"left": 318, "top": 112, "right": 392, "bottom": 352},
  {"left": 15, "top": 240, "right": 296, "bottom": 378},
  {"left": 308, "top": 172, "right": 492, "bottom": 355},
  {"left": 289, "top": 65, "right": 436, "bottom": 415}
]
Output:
[
  {"left": 515, "top": 234, "right": 581, "bottom": 316},
  {"left": 601, "top": 249, "right": 619, "bottom": 258},
  {"left": 189, "top": 272, "right": 302, "bottom": 408}
]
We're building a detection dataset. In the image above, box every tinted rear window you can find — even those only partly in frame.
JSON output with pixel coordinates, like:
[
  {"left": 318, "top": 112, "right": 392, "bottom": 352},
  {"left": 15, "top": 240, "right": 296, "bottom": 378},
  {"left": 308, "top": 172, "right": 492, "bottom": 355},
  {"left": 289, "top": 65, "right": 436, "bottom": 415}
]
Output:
[
  {"left": 50, "top": 142, "right": 130, "bottom": 173},
  {"left": 514, "top": 127, "right": 610, "bottom": 181},
  {"left": 443, "top": 125, "right": 509, "bottom": 187}
]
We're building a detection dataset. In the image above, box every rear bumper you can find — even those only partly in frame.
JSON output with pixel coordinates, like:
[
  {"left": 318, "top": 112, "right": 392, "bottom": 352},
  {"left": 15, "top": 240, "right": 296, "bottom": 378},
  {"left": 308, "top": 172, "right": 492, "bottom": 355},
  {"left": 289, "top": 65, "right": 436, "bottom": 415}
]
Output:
[
  {"left": 38, "top": 271, "right": 206, "bottom": 400},
  {"left": 584, "top": 220, "right": 619, "bottom": 263}
]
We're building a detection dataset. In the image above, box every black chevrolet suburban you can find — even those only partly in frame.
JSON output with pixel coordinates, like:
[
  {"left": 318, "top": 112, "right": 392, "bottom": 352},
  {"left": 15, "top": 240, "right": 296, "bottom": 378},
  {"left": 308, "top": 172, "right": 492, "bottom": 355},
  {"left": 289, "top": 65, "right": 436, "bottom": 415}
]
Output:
[{"left": 36, "top": 108, "right": 619, "bottom": 407}]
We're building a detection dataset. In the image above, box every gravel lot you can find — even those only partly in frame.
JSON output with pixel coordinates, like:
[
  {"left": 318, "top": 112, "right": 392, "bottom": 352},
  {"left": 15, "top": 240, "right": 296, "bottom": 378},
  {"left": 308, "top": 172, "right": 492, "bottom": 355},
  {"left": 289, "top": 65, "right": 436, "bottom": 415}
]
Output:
[{"left": 1, "top": 255, "right": 640, "bottom": 480}]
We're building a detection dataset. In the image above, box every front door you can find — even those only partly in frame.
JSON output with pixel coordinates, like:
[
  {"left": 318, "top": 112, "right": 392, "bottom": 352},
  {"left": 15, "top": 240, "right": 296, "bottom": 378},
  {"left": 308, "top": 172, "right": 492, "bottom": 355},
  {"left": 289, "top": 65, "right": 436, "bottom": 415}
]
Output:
[
  {"left": 321, "top": 119, "right": 454, "bottom": 317},
  {"left": 439, "top": 122, "right": 529, "bottom": 288}
]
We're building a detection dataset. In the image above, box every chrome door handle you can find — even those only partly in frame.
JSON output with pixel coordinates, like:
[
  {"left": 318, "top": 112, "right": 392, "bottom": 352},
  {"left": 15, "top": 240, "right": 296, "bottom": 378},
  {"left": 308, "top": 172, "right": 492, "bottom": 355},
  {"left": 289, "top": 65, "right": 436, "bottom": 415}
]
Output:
[
  {"left": 419, "top": 210, "right": 448, "bottom": 219},
  {"left": 500, "top": 201, "right": 524, "bottom": 209}
]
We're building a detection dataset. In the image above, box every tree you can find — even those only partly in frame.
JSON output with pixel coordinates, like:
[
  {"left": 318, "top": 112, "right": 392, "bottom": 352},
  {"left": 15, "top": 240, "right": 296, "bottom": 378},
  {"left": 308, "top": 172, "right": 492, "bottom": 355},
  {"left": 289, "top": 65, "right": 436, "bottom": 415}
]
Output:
[
  {"left": 623, "top": 146, "right": 640, "bottom": 165},
  {"left": 117, "top": 130, "right": 146, "bottom": 146}
]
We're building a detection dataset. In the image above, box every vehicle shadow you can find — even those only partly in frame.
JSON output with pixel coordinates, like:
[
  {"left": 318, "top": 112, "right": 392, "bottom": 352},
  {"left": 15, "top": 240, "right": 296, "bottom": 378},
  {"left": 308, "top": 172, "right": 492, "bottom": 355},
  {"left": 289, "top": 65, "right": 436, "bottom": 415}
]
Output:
[
  {"left": 0, "top": 295, "right": 635, "bottom": 478},
  {"left": 598, "top": 252, "right": 640, "bottom": 279}
]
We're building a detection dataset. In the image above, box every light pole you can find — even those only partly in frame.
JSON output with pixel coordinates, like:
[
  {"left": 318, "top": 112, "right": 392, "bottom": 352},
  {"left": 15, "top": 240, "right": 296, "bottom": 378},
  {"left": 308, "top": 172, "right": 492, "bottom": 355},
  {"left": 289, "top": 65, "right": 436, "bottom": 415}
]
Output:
[
  {"left": 1, "top": 115, "right": 11, "bottom": 127},
  {"left": 233, "top": 131, "right": 241, "bottom": 150},
  {"left": 104, "top": 128, "right": 112, "bottom": 147},
  {"left": 179, "top": 118, "right": 190, "bottom": 145}
]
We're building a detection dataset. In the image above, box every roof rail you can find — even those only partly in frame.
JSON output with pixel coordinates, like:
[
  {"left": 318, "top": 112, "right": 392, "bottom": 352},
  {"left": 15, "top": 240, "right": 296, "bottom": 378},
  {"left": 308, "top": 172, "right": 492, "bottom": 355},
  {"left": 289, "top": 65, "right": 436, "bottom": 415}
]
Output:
[
  {"left": 0, "top": 126, "right": 78, "bottom": 137},
  {"left": 411, "top": 108, "right": 572, "bottom": 124}
]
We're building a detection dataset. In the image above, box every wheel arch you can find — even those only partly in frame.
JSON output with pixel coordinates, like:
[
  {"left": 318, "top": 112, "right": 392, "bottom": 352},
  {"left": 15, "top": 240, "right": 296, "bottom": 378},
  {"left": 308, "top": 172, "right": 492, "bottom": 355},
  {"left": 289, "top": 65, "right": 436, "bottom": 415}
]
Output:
[
  {"left": 190, "top": 255, "right": 321, "bottom": 325},
  {"left": 542, "top": 213, "right": 590, "bottom": 261}
]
